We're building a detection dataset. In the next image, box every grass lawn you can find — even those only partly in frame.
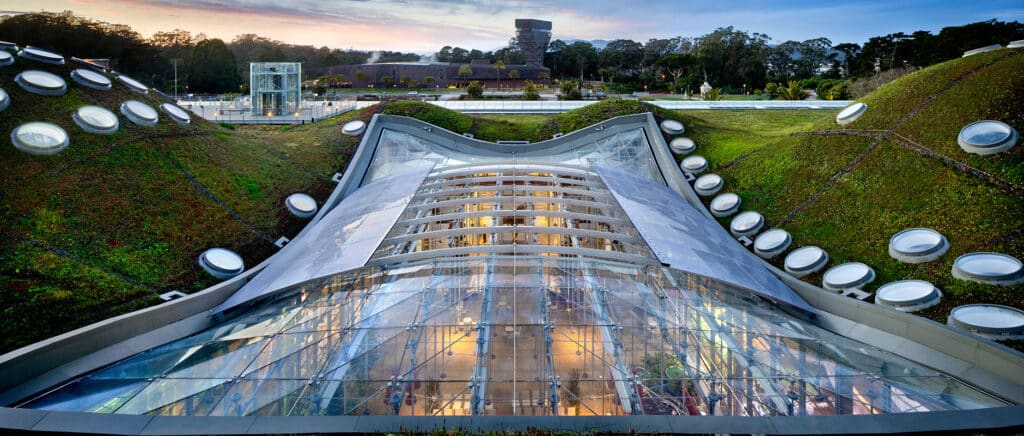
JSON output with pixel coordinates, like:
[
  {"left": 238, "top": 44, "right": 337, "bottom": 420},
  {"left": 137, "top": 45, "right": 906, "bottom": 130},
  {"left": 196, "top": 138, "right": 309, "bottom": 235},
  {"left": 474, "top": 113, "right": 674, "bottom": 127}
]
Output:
[
  {"left": 783, "top": 139, "right": 1024, "bottom": 316},
  {"left": 683, "top": 110, "right": 834, "bottom": 165},
  {"left": 707, "top": 48, "right": 1024, "bottom": 341}
]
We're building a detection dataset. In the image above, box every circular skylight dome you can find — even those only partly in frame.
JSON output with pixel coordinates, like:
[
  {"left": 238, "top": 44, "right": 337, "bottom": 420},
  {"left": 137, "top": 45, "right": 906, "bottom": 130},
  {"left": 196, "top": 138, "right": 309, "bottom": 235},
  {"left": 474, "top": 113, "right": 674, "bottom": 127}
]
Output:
[
  {"left": 0, "top": 50, "right": 13, "bottom": 67},
  {"left": 729, "top": 211, "right": 764, "bottom": 237},
  {"left": 669, "top": 137, "right": 696, "bottom": 155},
  {"left": 342, "top": 120, "right": 366, "bottom": 136},
  {"left": 876, "top": 280, "right": 942, "bottom": 312},
  {"left": 951, "top": 252, "right": 1024, "bottom": 285},
  {"left": 957, "top": 120, "right": 1017, "bottom": 155},
  {"left": 948, "top": 304, "right": 1024, "bottom": 339},
  {"left": 0, "top": 88, "right": 9, "bottom": 113},
  {"left": 73, "top": 106, "right": 119, "bottom": 135},
  {"left": 116, "top": 74, "right": 149, "bottom": 94},
  {"left": 680, "top": 155, "right": 708, "bottom": 174},
  {"left": 121, "top": 100, "right": 158, "bottom": 127},
  {"left": 835, "top": 102, "right": 867, "bottom": 126},
  {"left": 962, "top": 44, "right": 1001, "bottom": 57},
  {"left": 17, "top": 46, "right": 65, "bottom": 65},
  {"left": 199, "top": 248, "right": 245, "bottom": 280},
  {"left": 784, "top": 246, "right": 829, "bottom": 278},
  {"left": 888, "top": 228, "right": 948, "bottom": 263},
  {"left": 11, "top": 122, "right": 69, "bottom": 155},
  {"left": 160, "top": 103, "right": 191, "bottom": 126},
  {"left": 15, "top": 70, "right": 67, "bottom": 96},
  {"left": 709, "top": 192, "right": 741, "bottom": 218},
  {"left": 1009, "top": 40, "right": 1024, "bottom": 49},
  {"left": 660, "top": 119, "right": 684, "bottom": 135},
  {"left": 753, "top": 228, "right": 791, "bottom": 259},
  {"left": 693, "top": 173, "right": 723, "bottom": 196},
  {"left": 822, "top": 262, "right": 875, "bottom": 291},
  {"left": 285, "top": 193, "right": 318, "bottom": 218},
  {"left": 70, "top": 68, "right": 112, "bottom": 91}
]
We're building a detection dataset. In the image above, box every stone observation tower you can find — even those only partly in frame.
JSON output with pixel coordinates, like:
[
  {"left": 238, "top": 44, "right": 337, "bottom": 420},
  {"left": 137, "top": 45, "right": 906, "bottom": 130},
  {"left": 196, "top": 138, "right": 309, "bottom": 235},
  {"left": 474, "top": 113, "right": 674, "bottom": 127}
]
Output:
[{"left": 515, "top": 19, "right": 552, "bottom": 67}]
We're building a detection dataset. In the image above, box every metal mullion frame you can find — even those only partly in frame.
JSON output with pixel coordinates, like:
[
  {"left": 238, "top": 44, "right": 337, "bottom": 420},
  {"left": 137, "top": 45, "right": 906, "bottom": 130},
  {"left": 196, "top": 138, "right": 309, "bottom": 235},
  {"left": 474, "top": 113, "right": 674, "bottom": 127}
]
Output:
[
  {"left": 560, "top": 203, "right": 640, "bottom": 415},
  {"left": 430, "top": 163, "right": 594, "bottom": 179},
  {"left": 420, "top": 175, "right": 602, "bottom": 191},
  {"left": 393, "top": 209, "right": 629, "bottom": 229},
  {"left": 390, "top": 261, "right": 443, "bottom": 415},
  {"left": 405, "top": 195, "right": 615, "bottom": 215},
  {"left": 379, "top": 225, "right": 643, "bottom": 248},
  {"left": 367, "top": 244, "right": 659, "bottom": 268},
  {"left": 413, "top": 185, "right": 608, "bottom": 202}
]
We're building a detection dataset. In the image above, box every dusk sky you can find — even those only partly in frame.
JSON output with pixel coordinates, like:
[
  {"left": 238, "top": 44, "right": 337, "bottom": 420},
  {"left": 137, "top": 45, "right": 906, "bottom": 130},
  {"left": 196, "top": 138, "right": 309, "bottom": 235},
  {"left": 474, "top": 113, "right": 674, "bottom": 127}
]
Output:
[{"left": 3, "top": 0, "right": 1022, "bottom": 53}]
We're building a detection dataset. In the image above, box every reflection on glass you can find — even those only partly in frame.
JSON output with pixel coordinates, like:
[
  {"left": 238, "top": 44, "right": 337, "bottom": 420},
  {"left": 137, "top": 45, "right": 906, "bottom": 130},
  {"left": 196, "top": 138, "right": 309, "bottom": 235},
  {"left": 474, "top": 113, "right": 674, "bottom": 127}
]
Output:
[
  {"left": 364, "top": 128, "right": 664, "bottom": 185},
  {"left": 21, "top": 255, "right": 1008, "bottom": 416}
]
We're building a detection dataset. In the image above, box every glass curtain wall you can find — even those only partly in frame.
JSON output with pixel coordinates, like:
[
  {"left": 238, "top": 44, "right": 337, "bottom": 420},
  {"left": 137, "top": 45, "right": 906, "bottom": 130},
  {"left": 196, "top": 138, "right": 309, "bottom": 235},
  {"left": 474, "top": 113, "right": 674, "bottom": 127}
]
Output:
[{"left": 20, "top": 165, "right": 1007, "bottom": 417}]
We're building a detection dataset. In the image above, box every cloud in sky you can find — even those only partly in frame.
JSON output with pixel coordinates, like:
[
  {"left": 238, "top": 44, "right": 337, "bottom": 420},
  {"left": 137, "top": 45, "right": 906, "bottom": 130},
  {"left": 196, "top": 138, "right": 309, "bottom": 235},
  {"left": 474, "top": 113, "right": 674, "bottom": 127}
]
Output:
[{"left": 6, "top": 0, "right": 1023, "bottom": 52}]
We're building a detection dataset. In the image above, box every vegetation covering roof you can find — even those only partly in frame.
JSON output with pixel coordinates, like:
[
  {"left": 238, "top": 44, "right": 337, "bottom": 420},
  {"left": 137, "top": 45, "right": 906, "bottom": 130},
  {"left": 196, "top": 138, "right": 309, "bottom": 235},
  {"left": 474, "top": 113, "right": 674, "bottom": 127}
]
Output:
[
  {"left": 0, "top": 58, "right": 365, "bottom": 352},
  {"left": 706, "top": 48, "right": 1024, "bottom": 341}
]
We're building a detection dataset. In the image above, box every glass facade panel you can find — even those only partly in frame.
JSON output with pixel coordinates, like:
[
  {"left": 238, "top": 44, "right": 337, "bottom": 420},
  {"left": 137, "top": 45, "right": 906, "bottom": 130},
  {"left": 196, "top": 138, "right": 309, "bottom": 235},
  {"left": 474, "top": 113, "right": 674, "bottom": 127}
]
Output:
[
  {"left": 364, "top": 128, "right": 664, "bottom": 185},
  {"left": 22, "top": 255, "right": 1008, "bottom": 416}
]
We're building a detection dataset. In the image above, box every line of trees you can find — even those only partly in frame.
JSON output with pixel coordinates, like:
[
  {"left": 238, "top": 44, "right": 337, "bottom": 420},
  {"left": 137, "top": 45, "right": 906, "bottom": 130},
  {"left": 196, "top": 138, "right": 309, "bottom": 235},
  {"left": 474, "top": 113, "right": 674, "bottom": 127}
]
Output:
[
  {"left": 3, "top": 11, "right": 1020, "bottom": 95},
  {"left": 525, "top": 20, "right": 1023, "bottom": 95},
  {"left": 0, "top": 11, "right": 421, "bottom": 93}
]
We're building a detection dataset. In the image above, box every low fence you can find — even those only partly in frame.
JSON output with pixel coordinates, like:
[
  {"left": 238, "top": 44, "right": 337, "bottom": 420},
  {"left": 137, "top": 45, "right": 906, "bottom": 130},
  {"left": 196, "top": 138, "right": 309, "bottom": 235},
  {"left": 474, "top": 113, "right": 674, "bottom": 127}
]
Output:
[{"left": 183, "top": 98, "right": 853, "bottom": 124}]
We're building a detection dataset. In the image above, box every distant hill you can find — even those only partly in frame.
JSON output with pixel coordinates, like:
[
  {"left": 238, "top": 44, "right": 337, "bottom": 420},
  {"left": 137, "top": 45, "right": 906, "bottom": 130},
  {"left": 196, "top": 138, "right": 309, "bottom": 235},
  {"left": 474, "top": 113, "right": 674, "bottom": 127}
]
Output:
[{"left": 561, "top": 39, "right": 611, "bottom": 49}]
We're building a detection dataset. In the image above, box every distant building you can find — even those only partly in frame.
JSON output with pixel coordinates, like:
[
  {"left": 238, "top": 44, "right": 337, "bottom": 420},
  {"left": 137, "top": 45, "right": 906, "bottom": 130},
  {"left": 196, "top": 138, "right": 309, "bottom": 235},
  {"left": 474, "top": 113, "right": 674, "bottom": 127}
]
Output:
[
  {"left": 250, "top": 62, "right": 301, "bottom": 115},
  {"left": 515, "top": 18, "right": 552, "bottom": 67},
  {"left": 312, "top": 19, "right": 552, "bottom": 89},
  {"left": 318, "top": 61, "right": 549, "bottom": 90}
]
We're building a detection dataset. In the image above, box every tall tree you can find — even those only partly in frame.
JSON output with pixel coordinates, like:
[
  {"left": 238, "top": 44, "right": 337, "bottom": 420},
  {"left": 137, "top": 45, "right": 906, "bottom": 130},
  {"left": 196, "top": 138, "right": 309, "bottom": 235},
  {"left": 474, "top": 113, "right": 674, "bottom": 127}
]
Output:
[
  {"left": 695, "top": 27, "right": 770, "bottom": 89},
  {"left": 557, "top": 41, "right": 599, "bottom": 81},
  {"left": 494, "top": 60, "right": 505, "bottom": 88},
  {"left": 437, "top": 45, "right": 453, "bottom": 63},
  {"left": 600, "top": 39, "right": 643, "bottom": 76},
  {"left": 794, "top": 38, "right": 832, "bottom": 78},
  {"left": 655, "top": 53, "right": 696, "bottom": 93},
  {"left": 188, "top": 38, "right": 241, "bottom": 93},
  {"left": 544, "top": 39, "right": 568, "bottom": 77},
  {"left": 832, "top": 43, "right": 861, "bottom": 77},
  {"left": 458, "top": 64, "right": 473, "bottom": 83},
  {"left": 642, "top": 37, "right": 682, "bottom": 71}
]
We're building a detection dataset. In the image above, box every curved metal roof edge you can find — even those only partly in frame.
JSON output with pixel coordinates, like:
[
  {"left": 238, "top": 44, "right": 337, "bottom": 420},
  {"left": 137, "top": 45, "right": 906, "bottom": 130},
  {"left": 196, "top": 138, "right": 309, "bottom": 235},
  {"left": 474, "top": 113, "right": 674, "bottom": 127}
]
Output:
[{"left": 1, "top": 404, "right": 1022, "bottom": 434}]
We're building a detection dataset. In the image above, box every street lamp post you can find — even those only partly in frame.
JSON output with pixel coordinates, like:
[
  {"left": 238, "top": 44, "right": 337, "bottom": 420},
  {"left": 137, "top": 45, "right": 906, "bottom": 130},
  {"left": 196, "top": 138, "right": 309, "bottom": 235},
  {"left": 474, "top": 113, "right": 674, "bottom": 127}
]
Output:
[{"left": 173, "top": 59, "right": 178, "bottom": 100}]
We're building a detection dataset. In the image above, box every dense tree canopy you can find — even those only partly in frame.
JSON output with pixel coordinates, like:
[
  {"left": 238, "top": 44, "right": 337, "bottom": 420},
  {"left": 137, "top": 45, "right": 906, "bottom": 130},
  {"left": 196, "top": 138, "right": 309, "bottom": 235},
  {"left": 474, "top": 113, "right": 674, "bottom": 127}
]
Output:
[
  {"left": 2, "top": 11, "right": 1020, "bottom": 95},
  {"left": 188, "top": 39, "right": 240, "bottom": 93},
  {"left": 600, "top": 39, "right": 643, "bottom": 76}
]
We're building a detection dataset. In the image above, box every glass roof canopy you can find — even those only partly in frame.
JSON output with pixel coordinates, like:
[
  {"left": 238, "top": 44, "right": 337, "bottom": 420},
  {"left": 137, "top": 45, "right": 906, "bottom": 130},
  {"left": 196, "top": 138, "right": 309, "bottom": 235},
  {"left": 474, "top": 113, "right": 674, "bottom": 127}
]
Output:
[{"left": 18, "top": 115, "right": 1010, "bottom": 417}]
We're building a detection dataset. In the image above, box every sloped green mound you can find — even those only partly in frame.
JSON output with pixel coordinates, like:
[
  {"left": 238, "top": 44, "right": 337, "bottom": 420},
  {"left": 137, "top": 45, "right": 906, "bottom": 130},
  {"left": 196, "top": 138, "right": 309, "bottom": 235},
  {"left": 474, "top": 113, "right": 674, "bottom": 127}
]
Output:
[
  {"left": 710, "top": 47, "right": 1024, "bottom": 328},
  {"left": 378, "top": 98, "right": 687, "bottom": 142},
  {"left": 0, "top": 56, "right": 366, "bottom": 352}
]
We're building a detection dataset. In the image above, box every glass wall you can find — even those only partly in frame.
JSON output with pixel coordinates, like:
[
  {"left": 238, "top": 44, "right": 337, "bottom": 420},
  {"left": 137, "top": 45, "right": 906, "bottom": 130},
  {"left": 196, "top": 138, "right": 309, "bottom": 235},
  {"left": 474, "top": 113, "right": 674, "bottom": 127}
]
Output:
[
  {"left": 250, "top": 62, "right": 301, "bottom": 116},
  {"left": 21, "top": 256, "right": 1005, "bottom": 416}
]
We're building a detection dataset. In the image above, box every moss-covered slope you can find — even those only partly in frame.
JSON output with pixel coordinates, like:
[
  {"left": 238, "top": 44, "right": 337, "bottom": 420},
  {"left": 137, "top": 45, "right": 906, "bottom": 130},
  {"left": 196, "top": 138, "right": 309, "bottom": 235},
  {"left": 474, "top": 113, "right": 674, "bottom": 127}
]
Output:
[
  {"left": 708, "top": 48, "right": 1024, "bottom": 326},
  {"left": 0, "top": 57, "right": 368, "bottom": 352}
]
